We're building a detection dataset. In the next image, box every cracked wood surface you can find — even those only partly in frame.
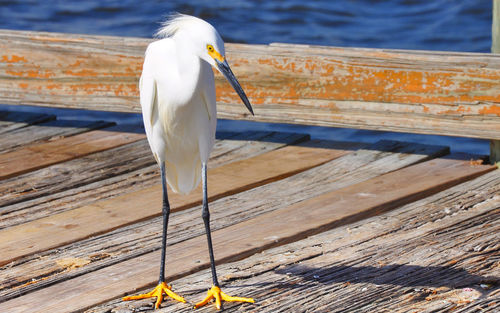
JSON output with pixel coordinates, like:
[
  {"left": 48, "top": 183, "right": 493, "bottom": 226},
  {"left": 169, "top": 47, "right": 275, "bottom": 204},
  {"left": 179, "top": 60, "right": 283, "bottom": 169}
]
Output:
[
  {"left": 88, "top": 170, "right": 500, "bottom": 313},
  {"left": 0, "top": 119, "right": 114, "bottom": 153},
  {"left": 0, "top": 137, "right": 350, "bottom": 267},
  {"left": 3, "top": 145, "right": 493, "bottom": 312},
  {"left": 0, "top": 112, "right": 497, "bottom": 313},
  {"left": 0, "top": 140, "right": 441, "bottom": 302},
  {"left": 0, "top": 131, "right": 307, "bottom": 229},
  {"left": 0, "top": 125, "right": 145, "bottom": 180}
]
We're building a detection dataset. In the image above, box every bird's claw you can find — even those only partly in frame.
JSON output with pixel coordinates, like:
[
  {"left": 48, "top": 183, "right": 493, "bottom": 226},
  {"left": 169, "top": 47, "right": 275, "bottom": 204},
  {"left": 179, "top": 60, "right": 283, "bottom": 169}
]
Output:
[
  {"left": 194, "top": 285, "right": 254, "bottom": 310},
  {"left": 122, "top": 281, "right": 186, "bottom": 309}
]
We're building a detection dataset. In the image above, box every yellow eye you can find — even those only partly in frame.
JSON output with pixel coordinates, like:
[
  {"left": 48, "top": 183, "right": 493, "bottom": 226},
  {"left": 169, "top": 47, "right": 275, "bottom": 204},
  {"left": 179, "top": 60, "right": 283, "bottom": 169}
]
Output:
[{"left": 206, "top": 44, "right": 224, "bottom": 62}]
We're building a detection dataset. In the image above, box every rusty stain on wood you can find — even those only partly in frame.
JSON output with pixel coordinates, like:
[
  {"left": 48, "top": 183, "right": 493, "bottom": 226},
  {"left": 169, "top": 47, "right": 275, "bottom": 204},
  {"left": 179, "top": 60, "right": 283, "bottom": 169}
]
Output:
[
  {"left": 2, "top": 55, "right": 28, "bottom": 63},
  {"left": 479, "top": 104, "right": 500, "bottom": 116}
]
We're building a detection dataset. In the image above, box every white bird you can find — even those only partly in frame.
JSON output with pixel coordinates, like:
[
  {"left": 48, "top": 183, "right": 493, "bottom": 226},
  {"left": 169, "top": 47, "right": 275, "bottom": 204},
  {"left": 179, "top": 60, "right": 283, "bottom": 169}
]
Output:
[{"left": 122, "top": 14, "right": 255, "bottom": 310}]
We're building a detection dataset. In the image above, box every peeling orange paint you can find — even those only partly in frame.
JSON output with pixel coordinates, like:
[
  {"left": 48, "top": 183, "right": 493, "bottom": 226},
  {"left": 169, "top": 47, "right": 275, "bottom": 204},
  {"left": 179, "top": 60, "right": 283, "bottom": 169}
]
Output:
[
  {"left": 3, "top": 43, "right": 500, "bottom": 126},
  {"left": 457, "top": 106, "right": 472, "bottom": 113},
  {"left": 65, "top": 69, "right": 99, "bottom": 77},
  {"left": 479, "top": 104, "right": 500, "bottom": 116},
  {"left": 6, "top": 69, "right": 54, "bottom": 79},
  {"left": 63, "top": 68, "right": 139, "bottom": 78},
  {"left": 2, "top": 55, "right": 28, "bottom": 63},
  {"left": 437, "top": 105, "right": 473, "bottom": 115},
  {"left": 216, "top": 56, "right": 500, "bottom": 108},
  {"left": 70, "top": 60, "right": 84, "bottom": 67},
  {"left": 258, "top": 57, "right": 304, "bottom": 73},
  {"left": 46, "top": 84, "right": 61, "bottom": 90},
  {"left": 54, "top": 82, "right": 139, "bottom": 97}
]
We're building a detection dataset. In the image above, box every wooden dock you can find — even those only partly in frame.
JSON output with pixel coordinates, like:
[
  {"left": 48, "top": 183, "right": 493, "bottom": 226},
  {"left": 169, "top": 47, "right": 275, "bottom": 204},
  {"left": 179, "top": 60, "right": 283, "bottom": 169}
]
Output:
[
  {"left": 0, "top": 28, "right": 499, "bottom": 312},
  {"left": 0, "top": 110, "right": 497, "bottom": 312}
]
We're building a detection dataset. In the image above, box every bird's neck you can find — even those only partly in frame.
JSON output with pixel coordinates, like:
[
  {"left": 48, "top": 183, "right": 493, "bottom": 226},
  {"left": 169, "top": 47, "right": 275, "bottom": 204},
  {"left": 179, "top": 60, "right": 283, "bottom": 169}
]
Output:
[{"left": 174, "top": 33, "right": 201, "bottom": 83}]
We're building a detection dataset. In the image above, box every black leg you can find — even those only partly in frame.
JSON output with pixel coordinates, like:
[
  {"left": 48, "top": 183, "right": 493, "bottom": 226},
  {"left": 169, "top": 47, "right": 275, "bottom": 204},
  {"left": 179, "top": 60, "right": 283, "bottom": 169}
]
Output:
[
  {"left": 193, "top": 163, "right": 254, "bottom": 310},
  {"left": 201, "top": 162, "right": 220, "bottom": 287},
  {"left": 122, "top": 163, "right": 186, "bottom": 307},
  {"left": 159, "top": 162, "right": 170, "bottom": 284}
]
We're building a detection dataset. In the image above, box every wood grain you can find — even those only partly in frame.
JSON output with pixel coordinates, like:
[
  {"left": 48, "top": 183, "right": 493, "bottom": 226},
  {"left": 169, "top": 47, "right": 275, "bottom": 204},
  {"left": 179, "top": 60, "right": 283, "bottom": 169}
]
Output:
[
  {"left": 0, "top": 111, "right": 54, "bottom": 134},
  {"left": 0, "top": 141, "right": 354, "bottom": 267},
  {"left": 0, "top": 119, "right": 113, "bottom": 153},
  {"left": 110, "top": 170, "right": 499, "bottom": 313},
  {"left": 0, "top": 125, "right": 145, "bottom": 180},
  {"left": 0, "top": 131, "right": 308, "bottom": 229},
  {"left": 0, "top": 140, "right": 437, "bottom": 299},
  {"left": 0, "top": 155, "right": 493, "bottom": 312},
  {"left": 1, "top": 30, "right": 500, "bottom": 139}
]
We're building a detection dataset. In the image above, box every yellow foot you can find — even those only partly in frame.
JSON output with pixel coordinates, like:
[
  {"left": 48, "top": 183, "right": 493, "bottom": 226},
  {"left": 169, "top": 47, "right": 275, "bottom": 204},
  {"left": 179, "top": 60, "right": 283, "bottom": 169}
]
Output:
[
  {"left": 122, "top": 281, "right": 186, "bottom": 309},
  {"left": 194, "top": 285, "right": 254, "bottom": 310}
]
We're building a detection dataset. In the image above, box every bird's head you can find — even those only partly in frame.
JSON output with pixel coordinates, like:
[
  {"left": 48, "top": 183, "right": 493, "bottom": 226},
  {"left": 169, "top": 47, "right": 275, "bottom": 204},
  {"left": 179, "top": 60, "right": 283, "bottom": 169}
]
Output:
[{"left": 157, "top": 14, "right": 254, "bottom": 115}]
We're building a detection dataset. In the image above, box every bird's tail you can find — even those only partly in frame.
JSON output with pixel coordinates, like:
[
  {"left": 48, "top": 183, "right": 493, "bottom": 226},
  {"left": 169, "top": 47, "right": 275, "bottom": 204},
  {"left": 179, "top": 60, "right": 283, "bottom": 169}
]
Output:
[{"left": 164, "top": 157, "right": 201, "bottom": 195}]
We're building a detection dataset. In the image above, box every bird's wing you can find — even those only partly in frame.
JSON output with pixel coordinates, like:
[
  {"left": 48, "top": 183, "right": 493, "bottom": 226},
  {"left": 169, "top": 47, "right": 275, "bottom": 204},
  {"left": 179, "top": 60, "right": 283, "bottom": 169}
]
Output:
[
  {"left": 198, "top": 65, "right": 217, "bottom": 163},
  {"left": 139, "top": 74, "right": 160, "bottom": 163},
  {"left": 201, "top": 69, "right": 216, "bottom": 122},
  {"left": 140, "top": 75, "right": 157, "bottom": 129}
]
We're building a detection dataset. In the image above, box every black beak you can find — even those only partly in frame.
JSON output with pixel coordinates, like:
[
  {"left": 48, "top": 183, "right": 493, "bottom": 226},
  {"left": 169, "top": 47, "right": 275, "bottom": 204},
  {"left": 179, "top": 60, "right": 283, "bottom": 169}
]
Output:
[{"left": 216, "top": 59, "right": 254, "bottom": 115}]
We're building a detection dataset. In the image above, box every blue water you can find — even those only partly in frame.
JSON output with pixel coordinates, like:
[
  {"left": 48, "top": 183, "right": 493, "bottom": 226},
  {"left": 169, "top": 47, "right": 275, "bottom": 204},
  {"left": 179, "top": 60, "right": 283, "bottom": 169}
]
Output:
[{"left": 0, "top": 0, "right": 493, "bottom": 154}]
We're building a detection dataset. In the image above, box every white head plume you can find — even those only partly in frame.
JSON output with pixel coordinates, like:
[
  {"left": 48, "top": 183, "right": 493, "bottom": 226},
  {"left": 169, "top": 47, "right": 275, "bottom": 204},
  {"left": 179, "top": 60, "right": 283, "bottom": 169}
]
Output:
[{"left": 155, "top": 13, "right": 208, "bottom": 38}]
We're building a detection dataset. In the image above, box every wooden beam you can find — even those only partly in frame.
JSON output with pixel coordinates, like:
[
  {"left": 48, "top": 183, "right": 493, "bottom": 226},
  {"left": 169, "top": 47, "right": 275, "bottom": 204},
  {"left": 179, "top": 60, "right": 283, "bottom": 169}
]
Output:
[
  {"left": 493, "top": 0, "right": 500, "bottom": 53},
  {"left": 0, "top": 125, "right": 145, "bottom": 180},
  {"left": 1, "top": 30, "right": 500, "bottom": 140},
  {"left": 490, "top": 139, "right": 500, "bottom": 166},
  {"left": 492, "top": 0, "right": 500, "bottom": 163}
]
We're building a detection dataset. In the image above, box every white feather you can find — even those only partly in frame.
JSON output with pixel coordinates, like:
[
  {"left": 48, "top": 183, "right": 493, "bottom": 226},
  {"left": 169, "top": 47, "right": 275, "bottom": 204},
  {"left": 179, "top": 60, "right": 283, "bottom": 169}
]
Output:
[
  {"left": 140, "top": 14, "right": 248, "bottom": 196},
  {"left": 155, "top": 14, "right": 209, "bottom": 39},
  {"left": 140, "top": 16, "right": 219, "bottom": 194}
]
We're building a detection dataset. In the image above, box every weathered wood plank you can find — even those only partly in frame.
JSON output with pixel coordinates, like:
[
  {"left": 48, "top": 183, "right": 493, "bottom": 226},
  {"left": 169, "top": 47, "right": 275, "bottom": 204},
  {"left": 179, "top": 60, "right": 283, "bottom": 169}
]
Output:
[
  {"left": 0, "top": 140, "right": 353, "bottom": 267},
  {"left": 106, "top": 170, "right": 499, "bottom": 313},
  {"left": 0, "top": 131, "right": 307, "bottom": 229},
  {"left": 491, "top": 139, "right": 500, "bottom": 165},
  {"left": 1, "top": 30, "right": 500, "bottom": 139},
  {"left": 0, "top": 110, "right": 55, "bottom": 134},
  {"left": 0, "top": 125, "right": 145, "bottom": 180},
  {"left": 0, "top": 140, "right": 437, "bottom": 300},
  {"left": 0, "top": 119, "right": 113, "bottom": 153},
  {"left": 209, "top": 131, "right": 310, "bottom": 167},
  {"left": 1, "top": 154, "right": 493, "bottom": 312},
  {"left": 491, "top": 0, "right": 500, "bottom": 164},
  {"left": 493, "top": 0, "right": 500, "bottom": 53}
]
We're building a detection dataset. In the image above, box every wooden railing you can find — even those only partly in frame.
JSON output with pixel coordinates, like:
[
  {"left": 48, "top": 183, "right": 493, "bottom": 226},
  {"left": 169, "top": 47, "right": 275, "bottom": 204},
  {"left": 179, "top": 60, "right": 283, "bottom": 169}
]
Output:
[{"left": 1, "top": 29, "right": 499, "bottom": 162}]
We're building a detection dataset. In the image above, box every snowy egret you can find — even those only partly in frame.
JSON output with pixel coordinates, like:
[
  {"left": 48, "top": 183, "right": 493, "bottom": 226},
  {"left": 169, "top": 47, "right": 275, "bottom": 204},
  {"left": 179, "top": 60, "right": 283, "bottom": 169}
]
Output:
[{"left": 122, "top": 14, "right": 254, "bottom": 310}]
